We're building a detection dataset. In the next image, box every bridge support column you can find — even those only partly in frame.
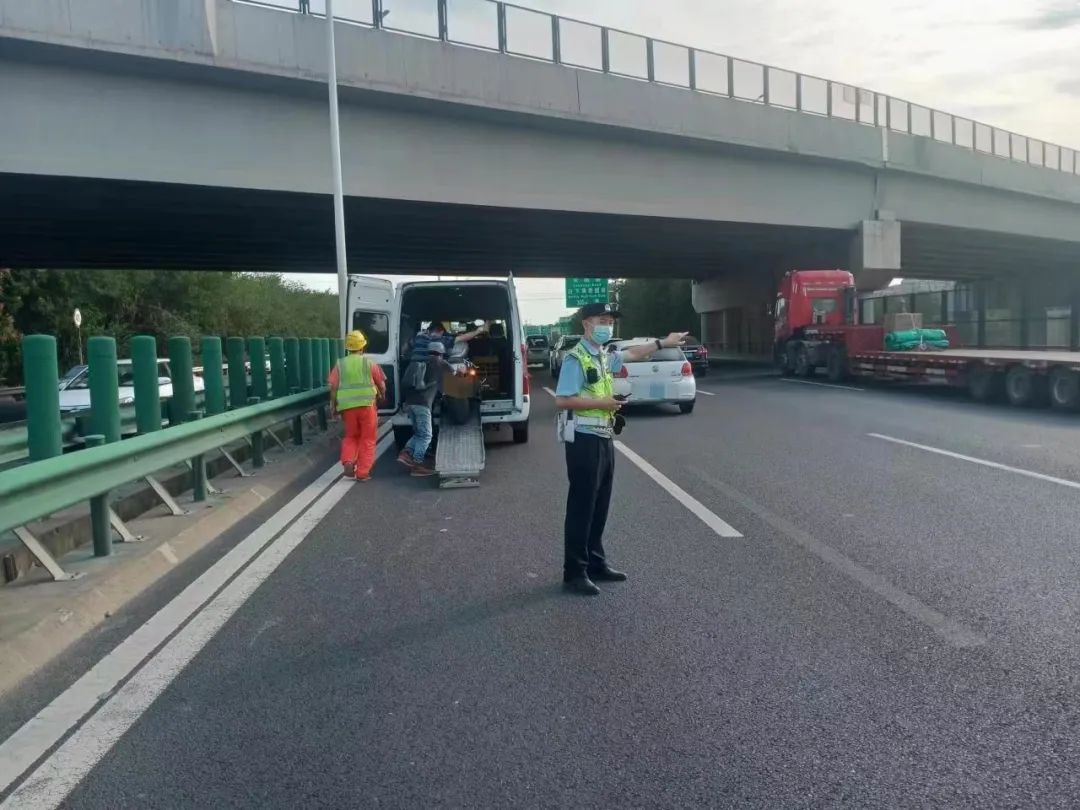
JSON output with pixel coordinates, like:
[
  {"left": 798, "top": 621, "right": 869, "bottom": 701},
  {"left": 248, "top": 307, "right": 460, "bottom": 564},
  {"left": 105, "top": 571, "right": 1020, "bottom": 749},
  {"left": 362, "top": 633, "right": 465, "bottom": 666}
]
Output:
[{"left": 848, "top": 216, "right": 901, "bottom": 291}]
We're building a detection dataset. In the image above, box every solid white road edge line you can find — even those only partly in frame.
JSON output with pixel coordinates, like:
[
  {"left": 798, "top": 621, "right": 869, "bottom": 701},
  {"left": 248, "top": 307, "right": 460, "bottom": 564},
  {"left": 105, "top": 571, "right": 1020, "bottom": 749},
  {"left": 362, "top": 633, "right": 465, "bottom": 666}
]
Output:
[
  {"left": 696, "top": 390, "right": 717, "bottom": 396},
  {"left": 3, "top": 431, "right": 395, "bottom": 810},
  {"left": 0, "top": 477, "right": 358, "bottom": 810},
  {"left": 780, "top": 378, "right": 865, "bottom": 392},
  {"left": 542, "top": 386, "right": 557, "bottom": 397},
  {"left": 0, "top": 424, "right": 390, "bottom": 799},
  {"left": 868, "top": 433, "right": 1080, "bottom": 491},
  {"left": 614, "top": 442, "right": 743, "bottom": 539}
]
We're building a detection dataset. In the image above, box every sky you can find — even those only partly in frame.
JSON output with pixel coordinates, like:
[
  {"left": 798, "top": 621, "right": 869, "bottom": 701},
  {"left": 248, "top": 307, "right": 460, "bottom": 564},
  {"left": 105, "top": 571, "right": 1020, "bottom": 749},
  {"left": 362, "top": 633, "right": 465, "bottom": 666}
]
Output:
[{"left": 288, "top": 0, "right": 1080, "bottom": 324}]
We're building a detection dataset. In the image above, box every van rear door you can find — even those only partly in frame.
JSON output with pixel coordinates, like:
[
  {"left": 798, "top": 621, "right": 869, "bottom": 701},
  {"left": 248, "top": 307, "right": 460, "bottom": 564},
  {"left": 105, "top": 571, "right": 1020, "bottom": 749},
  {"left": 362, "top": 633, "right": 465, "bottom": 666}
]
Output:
[
  {"left": 506, "top": 275, "right": 526, "bottom": 413},
  {"left": 346, "top": 276, "right": 398, "bottom": 415}
]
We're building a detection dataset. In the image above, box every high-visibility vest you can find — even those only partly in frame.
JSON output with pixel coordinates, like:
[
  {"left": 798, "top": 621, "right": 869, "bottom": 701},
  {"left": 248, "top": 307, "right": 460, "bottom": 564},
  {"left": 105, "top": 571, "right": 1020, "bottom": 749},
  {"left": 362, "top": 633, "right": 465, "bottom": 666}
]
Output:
[
  {"left": 569, "top": 342, "right": 615, "bottom": 429},
  {"left": 335, "top": 354, "right": 377, "bottom": 411}
]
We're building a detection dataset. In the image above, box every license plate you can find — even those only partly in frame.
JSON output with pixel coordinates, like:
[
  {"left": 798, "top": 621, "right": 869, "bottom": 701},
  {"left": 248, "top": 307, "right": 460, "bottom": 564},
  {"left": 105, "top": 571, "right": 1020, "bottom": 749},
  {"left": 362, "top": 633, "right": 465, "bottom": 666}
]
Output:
[{"left": 649, "top": 383, "right": 665, "bottom": 400}]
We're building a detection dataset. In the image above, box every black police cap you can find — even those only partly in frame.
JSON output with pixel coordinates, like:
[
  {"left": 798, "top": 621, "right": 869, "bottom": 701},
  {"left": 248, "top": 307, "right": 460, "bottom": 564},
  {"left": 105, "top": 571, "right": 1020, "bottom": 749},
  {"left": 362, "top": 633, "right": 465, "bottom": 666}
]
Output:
[{"left": 577, "top": 302, "right": 622, "bottom": 319}]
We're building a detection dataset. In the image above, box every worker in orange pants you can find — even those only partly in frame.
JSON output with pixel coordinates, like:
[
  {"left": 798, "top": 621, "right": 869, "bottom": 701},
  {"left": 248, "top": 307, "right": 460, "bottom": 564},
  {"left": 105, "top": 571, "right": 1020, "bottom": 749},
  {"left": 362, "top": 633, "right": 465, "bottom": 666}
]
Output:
[{"left": 329, "top": 330, "right": 386, "bottom": 481}]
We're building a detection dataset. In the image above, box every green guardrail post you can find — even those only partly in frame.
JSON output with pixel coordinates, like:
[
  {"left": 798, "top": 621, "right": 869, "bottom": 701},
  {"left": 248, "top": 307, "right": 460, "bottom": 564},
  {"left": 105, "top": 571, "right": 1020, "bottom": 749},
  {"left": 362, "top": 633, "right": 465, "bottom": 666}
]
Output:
[
  {"left": 168, "top": 336, "right": 196, "bottom": 425},
  {"left": 290, "top": 387, "right": 304, "bottom": 446},
  {"left": 318, "top": 338, "right": 331, "bottom": 430},
  {"left": 298, "top": 338, "right": 313, "bottom": 390},
  {"left": 248, "top": 337, "right": 268, "bottom": 403},
  {"left": 188, "top": 411, "right": 207, "bottom": 502},
  {"left": 284, "top": 338, "right": 300, "bottom": 393},
  {"left": 268, "top": 337, "right": 287, "bottom": 399},
  {"left": 88, "top": 336, "right": 121, "bottom": 444},
  {"left": 226, "top": 337, "right": 247, "bottom": 410},
  {"left": 335, "top": 338, "right": 345, "bottom": 360},
  {"left": 85, "top": 434, "right": 112, "bottom": 556},
  {"left": 247, "top": 397, "right": 265, "bottom": 468},
  {"left": 201, "top": 337, "right": 226, "bottom": 415},
  {"left": 130, "top": 335, "right": 161, "bottom": 435},
  {"left": 22, "top": 335, "right": 63, "bottom": 461}
]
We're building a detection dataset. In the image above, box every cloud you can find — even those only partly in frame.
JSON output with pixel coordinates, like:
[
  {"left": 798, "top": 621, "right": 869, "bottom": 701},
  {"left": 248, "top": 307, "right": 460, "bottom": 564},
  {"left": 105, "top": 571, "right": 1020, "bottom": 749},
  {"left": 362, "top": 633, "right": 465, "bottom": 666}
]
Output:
[
  {"left": 1016, "top": 2, "right": 1080, "bottom": 29},
  {"left": 1058, "top": 77, "right": 1080, "bottom": 96}
]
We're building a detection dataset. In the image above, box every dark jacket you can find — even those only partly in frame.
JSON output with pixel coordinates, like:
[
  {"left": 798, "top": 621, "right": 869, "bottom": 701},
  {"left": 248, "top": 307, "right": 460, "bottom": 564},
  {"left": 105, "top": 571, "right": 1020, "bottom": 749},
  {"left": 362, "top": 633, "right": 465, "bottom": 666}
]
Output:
[{"left": 404, "top": 356, "right": 453, "bottom": 408}]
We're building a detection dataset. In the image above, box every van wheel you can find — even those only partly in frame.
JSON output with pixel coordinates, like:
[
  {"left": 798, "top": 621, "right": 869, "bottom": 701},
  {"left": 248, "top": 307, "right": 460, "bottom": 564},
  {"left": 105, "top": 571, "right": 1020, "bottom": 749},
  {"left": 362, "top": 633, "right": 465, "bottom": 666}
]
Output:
[
  {"left": 1049, "top": 368, "right": 1080, "bottom": 411},
  {"left": 968, "top": 365, "right": 1003, "bottom": 403},
  {"left": 1005, "top": 365, "right": 1048, "bottom": 408},
  {"left": 393, "top": 426, "right": 413, "bottom": 451},
  {"left": 679, "top": 401, "right": 695, "bottom": 414},
  {"left": 512, "top": 422, "right": 529, "bottom": 444}
]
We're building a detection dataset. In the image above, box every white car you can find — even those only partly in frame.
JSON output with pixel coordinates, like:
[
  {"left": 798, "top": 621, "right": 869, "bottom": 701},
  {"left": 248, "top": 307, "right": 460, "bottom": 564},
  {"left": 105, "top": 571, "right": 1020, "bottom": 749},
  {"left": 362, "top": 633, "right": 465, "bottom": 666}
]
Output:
[
  {"left": 58, "top": 359, "right": 206, "bottom": 413},
  {"left": 610, "top": 339, "right": 697, "bottom": 414}
]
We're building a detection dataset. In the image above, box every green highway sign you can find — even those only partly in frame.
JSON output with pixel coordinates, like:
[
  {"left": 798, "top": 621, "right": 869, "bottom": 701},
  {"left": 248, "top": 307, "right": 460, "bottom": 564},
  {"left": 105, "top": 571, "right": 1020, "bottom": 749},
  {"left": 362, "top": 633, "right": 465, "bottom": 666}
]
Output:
[{"left": 564, "top": 278, "right": 609, "bottom": 308}]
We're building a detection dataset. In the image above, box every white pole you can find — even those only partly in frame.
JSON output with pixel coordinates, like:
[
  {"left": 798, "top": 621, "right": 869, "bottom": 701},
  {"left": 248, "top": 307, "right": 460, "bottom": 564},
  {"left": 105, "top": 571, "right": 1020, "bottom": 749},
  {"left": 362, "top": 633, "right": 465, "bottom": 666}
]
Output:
[{"left": 326, "top": 0, "right": 349, "bottom": 340}]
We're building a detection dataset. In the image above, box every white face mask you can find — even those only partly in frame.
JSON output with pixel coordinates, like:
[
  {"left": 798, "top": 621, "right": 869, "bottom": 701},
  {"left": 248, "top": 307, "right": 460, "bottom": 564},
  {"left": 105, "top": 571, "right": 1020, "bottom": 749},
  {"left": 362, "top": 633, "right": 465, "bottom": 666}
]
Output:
[{"left": 590, "top": 324, "right": 613, "bottom": 344}]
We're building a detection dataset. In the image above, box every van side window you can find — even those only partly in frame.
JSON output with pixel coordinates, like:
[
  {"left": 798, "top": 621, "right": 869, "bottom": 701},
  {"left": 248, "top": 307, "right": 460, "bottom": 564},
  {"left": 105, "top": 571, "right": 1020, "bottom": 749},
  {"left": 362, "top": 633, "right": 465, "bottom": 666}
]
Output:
[{"left": 352, "top": 311, "right": 389, "bottom": 354}]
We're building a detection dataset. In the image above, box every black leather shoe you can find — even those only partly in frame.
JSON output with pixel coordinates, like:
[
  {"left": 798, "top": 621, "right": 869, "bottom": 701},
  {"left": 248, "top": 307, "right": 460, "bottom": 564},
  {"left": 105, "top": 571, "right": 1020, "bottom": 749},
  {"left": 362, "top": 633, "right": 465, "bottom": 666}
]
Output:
[
  {"left": 589, "top": 567, "right": 628, "bottom": 583},
  {"left": 563, "top": 576, "right": 601, "bottom": 596}
]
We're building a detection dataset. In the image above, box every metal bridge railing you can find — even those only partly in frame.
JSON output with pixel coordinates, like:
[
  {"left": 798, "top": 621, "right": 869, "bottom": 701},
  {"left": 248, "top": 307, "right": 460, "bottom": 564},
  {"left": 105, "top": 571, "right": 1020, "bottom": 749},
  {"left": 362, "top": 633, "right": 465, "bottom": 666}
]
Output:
[{"left": 242, "top": 0, "right": 1079, "bottom": 177}]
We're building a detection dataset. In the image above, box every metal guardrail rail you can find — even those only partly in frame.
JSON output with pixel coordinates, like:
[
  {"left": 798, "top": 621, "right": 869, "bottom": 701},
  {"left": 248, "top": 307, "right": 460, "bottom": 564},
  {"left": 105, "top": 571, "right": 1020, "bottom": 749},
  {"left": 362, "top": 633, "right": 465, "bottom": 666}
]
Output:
[
  {"left": 0, "top": 393, "right": 209, "bottom": 467},
  {"left": 244, "top": 0, "right": 1079, "bottom": 177},
  {"left": 0, "top": 388, "right": 327, "bottom": 537}
]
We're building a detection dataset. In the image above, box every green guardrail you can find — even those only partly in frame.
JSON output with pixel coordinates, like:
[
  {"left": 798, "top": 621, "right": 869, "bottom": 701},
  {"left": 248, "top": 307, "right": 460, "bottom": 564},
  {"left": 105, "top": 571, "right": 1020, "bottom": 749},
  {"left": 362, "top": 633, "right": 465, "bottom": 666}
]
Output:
[
  {"left": 0, "top": 388, "right": 327, "bottom": 537},
  {"left": 0, "top": 394, "right": 209, "bottom": 468}
]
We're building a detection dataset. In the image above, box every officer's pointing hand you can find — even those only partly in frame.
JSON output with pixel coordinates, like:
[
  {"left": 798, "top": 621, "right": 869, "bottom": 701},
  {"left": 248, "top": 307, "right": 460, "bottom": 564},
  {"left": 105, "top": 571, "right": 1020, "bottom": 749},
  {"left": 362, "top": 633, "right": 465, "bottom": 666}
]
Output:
[{"left": 661, "top": 332, "right": 690, "bottom": 348}]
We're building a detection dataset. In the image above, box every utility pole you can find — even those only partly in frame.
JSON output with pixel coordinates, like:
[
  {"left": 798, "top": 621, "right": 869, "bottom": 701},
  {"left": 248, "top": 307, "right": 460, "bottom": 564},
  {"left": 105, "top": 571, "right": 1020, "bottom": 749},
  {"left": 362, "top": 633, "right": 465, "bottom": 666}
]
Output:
[{"left": 326, "top": 0, "right": 349, "bottom": 339}]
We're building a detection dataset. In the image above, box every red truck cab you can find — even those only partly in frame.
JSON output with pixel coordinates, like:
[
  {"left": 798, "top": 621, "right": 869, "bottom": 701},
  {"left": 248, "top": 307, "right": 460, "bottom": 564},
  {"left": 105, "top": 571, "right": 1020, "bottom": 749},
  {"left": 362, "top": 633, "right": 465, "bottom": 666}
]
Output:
[{"left": 774, "top": 269, "right": 854, "bottom": 344}]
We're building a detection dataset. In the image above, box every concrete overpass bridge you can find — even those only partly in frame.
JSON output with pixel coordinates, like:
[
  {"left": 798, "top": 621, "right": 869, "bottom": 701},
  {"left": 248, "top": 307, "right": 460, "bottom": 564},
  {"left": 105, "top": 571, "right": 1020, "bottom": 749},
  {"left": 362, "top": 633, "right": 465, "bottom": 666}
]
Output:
[{"left": 2, "top": 0, "right": 1079, "bottom": 349}]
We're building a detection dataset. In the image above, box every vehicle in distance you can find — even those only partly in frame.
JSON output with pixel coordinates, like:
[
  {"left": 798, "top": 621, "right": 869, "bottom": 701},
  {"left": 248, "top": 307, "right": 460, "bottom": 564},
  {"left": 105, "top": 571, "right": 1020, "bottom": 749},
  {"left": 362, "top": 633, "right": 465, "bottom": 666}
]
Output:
[
  {"left": 610, "top": 338, "right": 697, "bottom": 414},
  {"left": 773, "top": 269, "right": 1080, "bottom": 411},
  {"left": 549, "top": 335, "right": 581, "bottom": 378},
  {"left": 681, "top": 336, "right": 709, "bottom": 376},
  {"left": 525, "top": 335, "right": 550, "bottom": 369},
  {"left": 58, "top": 359, "right": 206, "bottom": 413}
]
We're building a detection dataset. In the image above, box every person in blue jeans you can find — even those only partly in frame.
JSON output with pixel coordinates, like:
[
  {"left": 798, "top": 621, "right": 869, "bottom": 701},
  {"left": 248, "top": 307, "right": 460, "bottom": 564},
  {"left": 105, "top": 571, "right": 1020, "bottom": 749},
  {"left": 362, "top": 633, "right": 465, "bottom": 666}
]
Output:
[{"left": 398, "top": 341, "right": 454, "bottom": 477}]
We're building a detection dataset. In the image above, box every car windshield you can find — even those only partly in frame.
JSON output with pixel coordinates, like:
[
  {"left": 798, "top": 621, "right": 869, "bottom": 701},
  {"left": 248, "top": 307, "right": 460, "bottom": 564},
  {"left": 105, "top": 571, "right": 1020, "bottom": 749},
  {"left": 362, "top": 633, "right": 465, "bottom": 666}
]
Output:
[
  {"left": 561, "top": 338, "right": 580, "bottom": 350},
  {"left": 526, "top": 337, "right": 548, "bottom": 348}
]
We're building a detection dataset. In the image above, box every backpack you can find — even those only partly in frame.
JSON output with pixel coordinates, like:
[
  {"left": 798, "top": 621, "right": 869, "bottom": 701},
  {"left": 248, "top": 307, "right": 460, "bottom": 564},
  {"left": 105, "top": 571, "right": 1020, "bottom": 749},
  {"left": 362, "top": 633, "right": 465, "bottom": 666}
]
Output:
[{"left": 402, "top": 360, "right": 428, "bottom": 393}]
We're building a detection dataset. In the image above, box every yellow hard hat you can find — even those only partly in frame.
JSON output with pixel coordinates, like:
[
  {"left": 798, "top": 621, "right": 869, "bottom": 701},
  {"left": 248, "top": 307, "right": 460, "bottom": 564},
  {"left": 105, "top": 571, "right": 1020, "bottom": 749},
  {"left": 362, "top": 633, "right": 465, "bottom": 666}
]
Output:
[{"left": 345, "top": 330, "right": 367, "bottom": 352}]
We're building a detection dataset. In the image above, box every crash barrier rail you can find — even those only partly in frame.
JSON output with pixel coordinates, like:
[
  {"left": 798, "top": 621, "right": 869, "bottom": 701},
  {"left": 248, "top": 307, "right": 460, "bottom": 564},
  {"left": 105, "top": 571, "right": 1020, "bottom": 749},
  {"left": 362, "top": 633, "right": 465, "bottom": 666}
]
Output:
[
  {"left": 241, "top": 0, "right": 1080, "bottom": 177},
  {"left": 1, "top": 333, "right": 346, "bottom": 581}
]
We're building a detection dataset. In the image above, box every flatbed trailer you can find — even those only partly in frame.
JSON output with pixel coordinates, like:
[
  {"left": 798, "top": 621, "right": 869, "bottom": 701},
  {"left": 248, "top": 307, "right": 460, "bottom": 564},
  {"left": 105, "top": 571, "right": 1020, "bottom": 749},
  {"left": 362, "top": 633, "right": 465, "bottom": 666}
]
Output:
[{"left": 795, "top": 326, "right": 1080, "bottom": 410}]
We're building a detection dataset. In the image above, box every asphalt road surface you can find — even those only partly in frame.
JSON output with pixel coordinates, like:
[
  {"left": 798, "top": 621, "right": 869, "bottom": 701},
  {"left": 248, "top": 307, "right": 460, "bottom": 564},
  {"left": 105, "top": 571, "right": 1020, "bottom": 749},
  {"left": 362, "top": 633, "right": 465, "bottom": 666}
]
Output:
[{"left": 5, "top": 372, "right": 1080, "bottom": 808}]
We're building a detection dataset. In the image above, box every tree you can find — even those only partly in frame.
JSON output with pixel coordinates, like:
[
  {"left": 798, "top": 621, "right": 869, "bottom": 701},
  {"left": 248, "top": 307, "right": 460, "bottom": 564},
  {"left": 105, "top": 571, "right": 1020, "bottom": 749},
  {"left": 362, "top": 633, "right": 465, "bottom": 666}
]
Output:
[
  {"left": 0, "top": 269, "right": 339, "bottom": 384},
  {"left": 614, "top": 278, "right": 697, "bottom": 339}
]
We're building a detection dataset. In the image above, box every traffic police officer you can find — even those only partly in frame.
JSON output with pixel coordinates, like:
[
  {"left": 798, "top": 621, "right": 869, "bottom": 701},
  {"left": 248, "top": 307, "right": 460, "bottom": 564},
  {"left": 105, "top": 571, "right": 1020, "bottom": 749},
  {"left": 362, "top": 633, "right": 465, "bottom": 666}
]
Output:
[{"left": 555, "top": 302, "right": 688, "bottom": 595}]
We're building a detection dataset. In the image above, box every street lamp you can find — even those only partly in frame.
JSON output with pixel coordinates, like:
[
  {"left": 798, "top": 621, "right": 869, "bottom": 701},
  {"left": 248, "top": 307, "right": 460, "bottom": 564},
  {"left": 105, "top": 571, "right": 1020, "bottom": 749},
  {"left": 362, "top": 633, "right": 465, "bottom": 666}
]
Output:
[{"left": 325, "top": 0, "right": 349, "bottom": 340}]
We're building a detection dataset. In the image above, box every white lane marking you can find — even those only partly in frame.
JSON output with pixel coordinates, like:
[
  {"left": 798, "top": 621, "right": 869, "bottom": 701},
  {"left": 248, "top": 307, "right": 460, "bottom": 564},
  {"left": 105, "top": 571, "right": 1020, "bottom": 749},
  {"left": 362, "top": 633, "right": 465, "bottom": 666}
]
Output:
[
  {"left": 0, "top": 463, "right": 341, "bottom": 797},
  {"left": 868, "top": 433, "right": 1080, "bottom": 491},
  {"left": 696, "top": 390, "right": 717, "bottom": 396},
  {"left": 1, "top": 475, "right": 359, "bottom": 810},
  {"left": 780, "top": 378, "right": 865, "bottom": 392},
  {"left": 0, "top": 425, "right": 392, "bottom": 798},
  {"left": 542, "top": 386, "right": 557, "bottom": 397},
  {"left": 157, "top": 543, "right": 179, "bottom": 565},
  {"left": 614, "top": 442, "right": 742, "bottom": 538},
  {"left": 691, "top": 468, "right": 986, "bottom": 649}
]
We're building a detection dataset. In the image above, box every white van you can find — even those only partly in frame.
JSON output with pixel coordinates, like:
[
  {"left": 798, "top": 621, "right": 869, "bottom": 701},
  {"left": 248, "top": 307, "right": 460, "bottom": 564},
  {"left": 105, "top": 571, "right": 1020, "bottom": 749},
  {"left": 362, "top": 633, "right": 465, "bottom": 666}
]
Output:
[{"left": 346, "top": 276, "right": 532, "bottom": 466}]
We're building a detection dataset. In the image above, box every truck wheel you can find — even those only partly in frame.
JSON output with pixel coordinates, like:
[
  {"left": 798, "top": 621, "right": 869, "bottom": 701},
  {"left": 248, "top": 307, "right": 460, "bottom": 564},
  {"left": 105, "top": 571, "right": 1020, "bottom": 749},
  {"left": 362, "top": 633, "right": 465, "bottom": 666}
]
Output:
[
  {"left": 1049, "top": 368, "right": 1080, "bottom": 411},
  {"left": 1005, "top": 365, "right": 1048, "bottom": 408},
  {"left": 512, "top": 422, "right": 529, "bottom": 444},
  {"left": 393, "top": 425, "right": 413, "bottom": 451},
  {"left": 826, "top": 349, "right": 848, "bottom": 383},
  {"left": 776, "top": 344, "right": 793, "bottom": 376},
  {"left": 794, "top": 345, "right": 815, "bottom": 378},
  {"left": 968, "top": 365, "right": 1003, "bottom": 403}
]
